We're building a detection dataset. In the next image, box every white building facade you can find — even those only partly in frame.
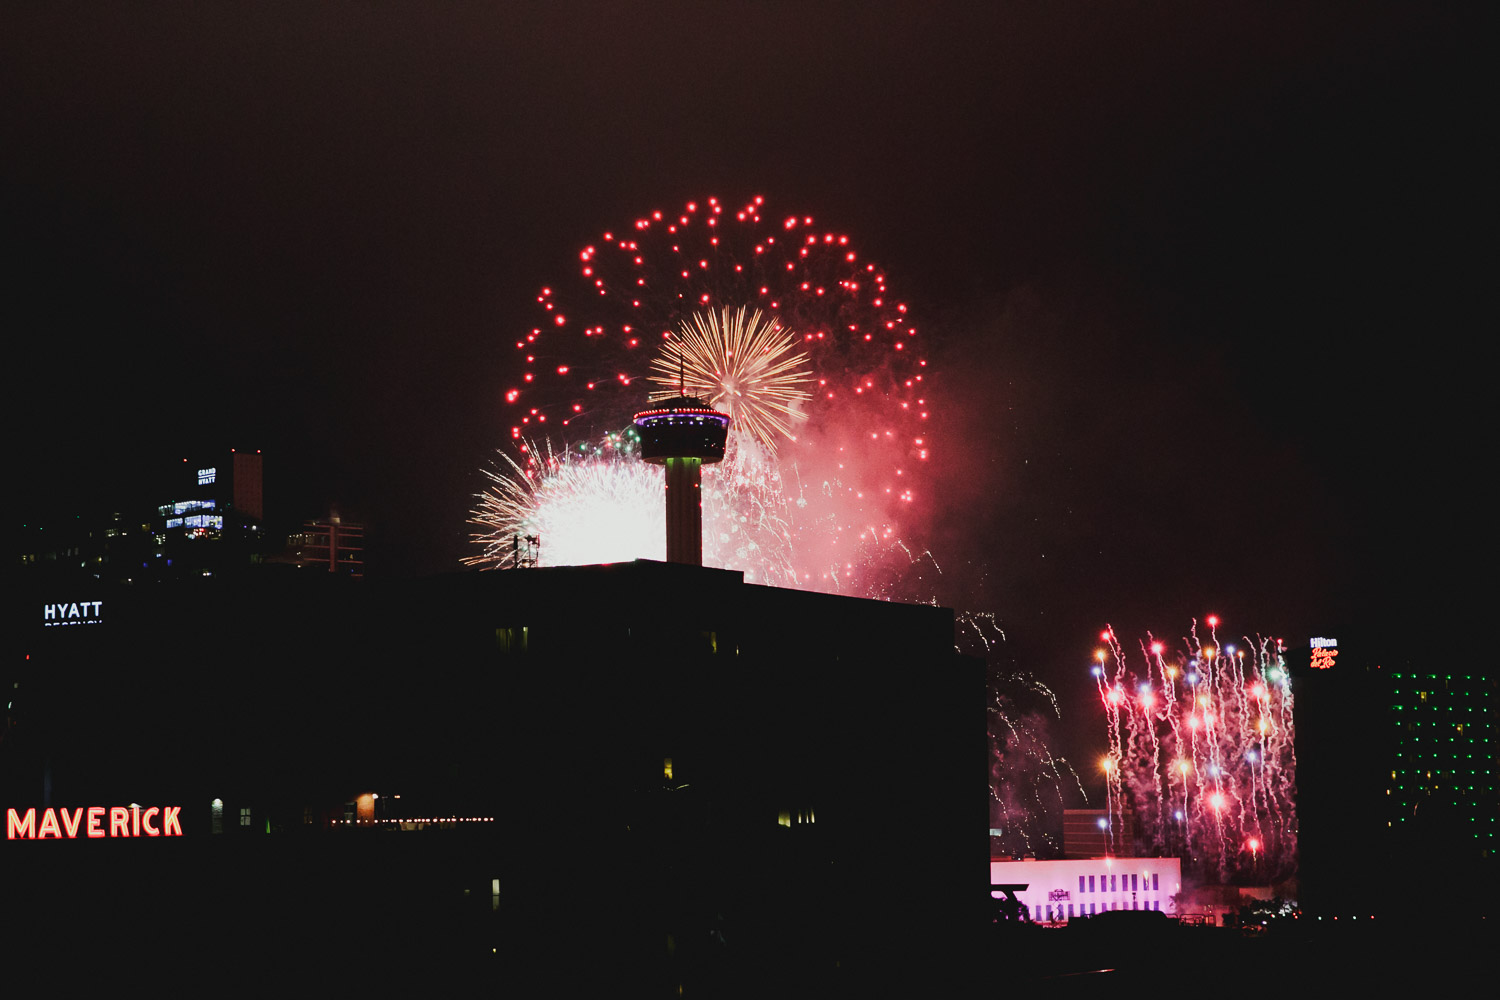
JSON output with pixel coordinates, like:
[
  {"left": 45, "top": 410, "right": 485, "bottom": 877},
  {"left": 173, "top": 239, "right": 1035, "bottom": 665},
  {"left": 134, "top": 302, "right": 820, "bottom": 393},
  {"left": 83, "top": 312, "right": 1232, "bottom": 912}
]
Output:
[{"left": 990, "top": 857, "right": 1182, "bottom": 923}]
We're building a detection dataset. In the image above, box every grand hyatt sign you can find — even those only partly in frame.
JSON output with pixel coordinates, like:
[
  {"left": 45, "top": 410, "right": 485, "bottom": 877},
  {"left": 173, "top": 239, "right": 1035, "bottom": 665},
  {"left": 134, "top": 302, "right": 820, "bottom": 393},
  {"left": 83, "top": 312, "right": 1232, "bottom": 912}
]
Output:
[{"left": 7, "top": 806, "right": 182, "bottom": 840}]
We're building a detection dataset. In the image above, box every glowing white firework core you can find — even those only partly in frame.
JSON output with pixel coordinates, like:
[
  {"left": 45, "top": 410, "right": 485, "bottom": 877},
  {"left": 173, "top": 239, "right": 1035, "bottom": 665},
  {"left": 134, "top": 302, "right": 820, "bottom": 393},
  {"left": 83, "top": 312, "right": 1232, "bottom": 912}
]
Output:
[{"left": 465, "top": 447, "right": 663, "bottom": 569}]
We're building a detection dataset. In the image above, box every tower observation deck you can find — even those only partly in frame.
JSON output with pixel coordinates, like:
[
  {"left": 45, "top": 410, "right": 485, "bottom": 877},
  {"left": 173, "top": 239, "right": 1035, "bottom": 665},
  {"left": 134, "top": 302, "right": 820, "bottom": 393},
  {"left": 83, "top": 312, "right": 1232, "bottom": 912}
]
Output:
[{"left": 632, "top": 395, "right": 729, "bottom": 566}]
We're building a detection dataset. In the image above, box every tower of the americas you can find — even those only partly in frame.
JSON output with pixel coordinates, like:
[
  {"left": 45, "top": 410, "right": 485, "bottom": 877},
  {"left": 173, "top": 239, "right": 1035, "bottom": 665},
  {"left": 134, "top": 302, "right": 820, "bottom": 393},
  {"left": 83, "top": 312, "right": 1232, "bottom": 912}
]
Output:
[{"left": 632, "top": 394, "right": 729, "bottom": 566}]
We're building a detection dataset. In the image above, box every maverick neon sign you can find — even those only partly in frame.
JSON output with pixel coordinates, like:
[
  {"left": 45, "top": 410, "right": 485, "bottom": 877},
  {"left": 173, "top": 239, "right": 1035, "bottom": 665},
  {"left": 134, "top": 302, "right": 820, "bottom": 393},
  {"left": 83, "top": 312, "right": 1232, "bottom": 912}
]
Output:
[{"left": 7, "top": 806, "right": 183, "bottom": 840}]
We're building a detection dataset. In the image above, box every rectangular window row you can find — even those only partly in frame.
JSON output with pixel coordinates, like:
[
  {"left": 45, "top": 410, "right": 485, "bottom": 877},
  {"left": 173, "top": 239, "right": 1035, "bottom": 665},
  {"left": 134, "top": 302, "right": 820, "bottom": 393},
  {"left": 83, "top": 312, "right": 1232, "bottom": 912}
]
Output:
[{"left": 1076, "top": 873, "right": 1160, "bottom": 893}]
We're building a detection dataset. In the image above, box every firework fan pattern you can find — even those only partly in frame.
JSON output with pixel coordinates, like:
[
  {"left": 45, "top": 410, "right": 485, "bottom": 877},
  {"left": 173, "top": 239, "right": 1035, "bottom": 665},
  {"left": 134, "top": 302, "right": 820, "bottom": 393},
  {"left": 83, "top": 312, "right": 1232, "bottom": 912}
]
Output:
[
  {"left": 472, "top": 195, "right": 932, "bottom": 591},
  {"left": 1094, "top": 617, "right": 1297, "bottom": 882}
]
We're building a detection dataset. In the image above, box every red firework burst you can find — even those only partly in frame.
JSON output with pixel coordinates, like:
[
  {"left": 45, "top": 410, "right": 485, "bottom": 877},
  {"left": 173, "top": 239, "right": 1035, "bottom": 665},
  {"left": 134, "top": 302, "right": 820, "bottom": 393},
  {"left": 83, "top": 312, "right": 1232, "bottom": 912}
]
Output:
[{"left": 505, "top": 195, "right": 930, "bottom": 507}]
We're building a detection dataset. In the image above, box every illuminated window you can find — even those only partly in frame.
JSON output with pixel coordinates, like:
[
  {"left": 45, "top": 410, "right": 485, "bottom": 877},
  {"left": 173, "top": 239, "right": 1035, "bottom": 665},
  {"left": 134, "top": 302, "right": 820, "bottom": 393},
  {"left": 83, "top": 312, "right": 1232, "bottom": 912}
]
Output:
[
  {"left": 496, "top": 626, "right": 530, "bottom": 654},
  {"left": 1152, "top": 873, "right": 1159, "bottom": 891},
  {"left": 1088, "top": 875, "right": 1095, "bottom": 892},
  {"left": 239, "top": 807, "right": 250, "bottom": 827},
  {"left": 1131, "top": 874, "right": 1138, "bottom": 892},
  {"left": 1079, "top": 876, "right": 1086, "bottom": 893}
]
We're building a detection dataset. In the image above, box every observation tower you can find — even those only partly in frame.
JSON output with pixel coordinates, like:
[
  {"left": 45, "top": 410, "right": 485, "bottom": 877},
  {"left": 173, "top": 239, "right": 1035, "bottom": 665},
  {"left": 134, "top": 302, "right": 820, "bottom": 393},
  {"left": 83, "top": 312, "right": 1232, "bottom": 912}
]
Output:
[{"left": 632, "top": 395, "right": 729, "bottom": 566}]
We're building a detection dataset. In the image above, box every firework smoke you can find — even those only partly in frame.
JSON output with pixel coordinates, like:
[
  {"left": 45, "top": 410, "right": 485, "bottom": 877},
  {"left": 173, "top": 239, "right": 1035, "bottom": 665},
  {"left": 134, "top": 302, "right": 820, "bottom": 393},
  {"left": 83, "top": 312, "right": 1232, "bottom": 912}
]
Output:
[{"left": 962, "top": 612, "right": 1087, "bottom": 857}]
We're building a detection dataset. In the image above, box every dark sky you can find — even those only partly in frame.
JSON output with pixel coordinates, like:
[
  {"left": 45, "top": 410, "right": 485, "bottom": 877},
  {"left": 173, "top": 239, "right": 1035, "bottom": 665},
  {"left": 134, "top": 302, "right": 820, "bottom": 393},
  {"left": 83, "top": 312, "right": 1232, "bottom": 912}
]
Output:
[{"left": 6, "top": 3, "right": 1484, "bottom": 766}]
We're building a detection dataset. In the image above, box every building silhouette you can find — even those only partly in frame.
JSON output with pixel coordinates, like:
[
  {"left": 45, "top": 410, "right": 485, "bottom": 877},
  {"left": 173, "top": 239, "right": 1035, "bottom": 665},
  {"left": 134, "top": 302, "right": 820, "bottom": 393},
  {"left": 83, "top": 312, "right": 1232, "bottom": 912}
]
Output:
[{"left": 9, "top": 561, "right": 981, "bottom": 990}]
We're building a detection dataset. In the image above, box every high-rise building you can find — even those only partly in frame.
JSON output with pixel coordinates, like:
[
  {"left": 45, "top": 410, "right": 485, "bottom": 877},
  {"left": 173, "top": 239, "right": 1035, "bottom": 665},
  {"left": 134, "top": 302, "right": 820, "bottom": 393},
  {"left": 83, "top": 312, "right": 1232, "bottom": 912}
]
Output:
[
  {"left": 1296, "top": 629, "right": 1496, "bottom": 916},
  {"left": 147, "top": 450, "right": 266, "bottom": 579},
  {"left": 1385, "top": 665, "right": 1496, "bottom": 854}
]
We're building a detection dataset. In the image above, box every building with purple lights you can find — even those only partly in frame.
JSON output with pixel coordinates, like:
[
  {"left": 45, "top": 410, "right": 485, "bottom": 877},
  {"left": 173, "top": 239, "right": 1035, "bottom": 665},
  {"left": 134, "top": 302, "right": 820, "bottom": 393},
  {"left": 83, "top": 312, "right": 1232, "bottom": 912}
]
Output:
[{"left": 990, "top": 857, "right": 1182, "bottom": 923}]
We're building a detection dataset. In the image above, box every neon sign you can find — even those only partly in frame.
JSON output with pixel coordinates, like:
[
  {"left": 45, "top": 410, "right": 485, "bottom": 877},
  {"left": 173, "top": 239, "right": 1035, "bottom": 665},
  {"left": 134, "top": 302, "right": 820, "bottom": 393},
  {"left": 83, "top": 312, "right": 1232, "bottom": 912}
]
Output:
[
  {"left": 42, "top": 601, "right": 103, "bottom": 626},
  {"left": 7, "top": 806, "right": 182, "bottom": 839},
  {"left": 1310, "top": 637, "right": 1338, "bottom": 670}
]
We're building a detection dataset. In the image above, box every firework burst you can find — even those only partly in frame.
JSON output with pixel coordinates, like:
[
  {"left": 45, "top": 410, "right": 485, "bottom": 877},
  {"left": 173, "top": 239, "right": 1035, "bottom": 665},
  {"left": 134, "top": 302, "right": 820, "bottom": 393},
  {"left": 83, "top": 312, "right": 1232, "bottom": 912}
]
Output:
[
  {"left": 1093, "top": 617, "right": 1297, "bottom": 882},
  {"left": 648, "top": 306, "right": 812, "bottom": 455},
  {"left": 478, "top": 195, "right": 933, "bottom": 593}
]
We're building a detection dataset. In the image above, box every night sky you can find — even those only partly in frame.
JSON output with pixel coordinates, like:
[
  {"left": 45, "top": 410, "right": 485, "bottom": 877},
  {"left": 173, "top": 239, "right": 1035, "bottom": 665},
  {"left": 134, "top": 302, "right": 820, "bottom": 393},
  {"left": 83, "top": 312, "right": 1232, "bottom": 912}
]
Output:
[{"left": 7, "top": 4, "right": 1484, "bottom": 772}]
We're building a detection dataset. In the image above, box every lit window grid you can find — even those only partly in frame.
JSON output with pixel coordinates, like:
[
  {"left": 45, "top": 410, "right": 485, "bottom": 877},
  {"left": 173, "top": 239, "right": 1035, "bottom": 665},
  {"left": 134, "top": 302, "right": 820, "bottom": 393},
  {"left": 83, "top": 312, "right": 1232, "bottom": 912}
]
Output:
[{"left": 1387, "top": 671, "right": 1496, "bottom": 841}]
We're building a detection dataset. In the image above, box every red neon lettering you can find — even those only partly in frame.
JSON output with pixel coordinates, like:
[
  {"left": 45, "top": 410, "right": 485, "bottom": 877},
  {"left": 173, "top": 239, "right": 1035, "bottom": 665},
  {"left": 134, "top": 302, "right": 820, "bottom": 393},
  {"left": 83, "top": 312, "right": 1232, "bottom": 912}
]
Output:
[
  {"left": 38, "top": 809, "right": 62, "bottom": 840},
  {"left": 60, "top": 808, "right": 84, "bottom": 838},
  {"left": 7, "top": 808, "right": 36, "bottom": 840},
  {"left": 109, "top": 807, "right": 130, "bottom": 838},
  {"left": 7, "top": 806, "right": 183, "bottom": 840}
]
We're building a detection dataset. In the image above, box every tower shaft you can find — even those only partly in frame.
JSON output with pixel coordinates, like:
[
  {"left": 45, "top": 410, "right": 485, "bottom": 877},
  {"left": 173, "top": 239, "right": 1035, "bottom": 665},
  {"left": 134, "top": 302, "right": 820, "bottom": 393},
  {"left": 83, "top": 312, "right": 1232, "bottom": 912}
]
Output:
[{"left": 663, "top": 457, "right": 704, "bottom": 566}]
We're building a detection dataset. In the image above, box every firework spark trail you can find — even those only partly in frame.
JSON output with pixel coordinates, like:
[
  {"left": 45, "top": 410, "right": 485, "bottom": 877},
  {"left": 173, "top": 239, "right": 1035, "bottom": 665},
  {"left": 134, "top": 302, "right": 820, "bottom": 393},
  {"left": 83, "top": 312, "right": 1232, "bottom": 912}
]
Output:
[
  {"left": 956, "top": 610, "right": 1005, "bottom": 655},
  {"left": 965, "top": 611, "right": 1086, "bottom": 858},
  {"left": 1148, "top": 636, "right": 1192, "bottom": 853},
  {"left": 1128, "top": 638, "right": 1176, "bottom": 857},
  {"left": 479, "top": 195, "right": 931, "bottom": 595},
  {"left": 1131, "top": 638, "right": 1170, "bottom": 853},
  {"left": 1094, "top": 631, "right": 1128, "bottom": 855},
  {"left": 990, "top": 688, "right": 1087, "bottom": 858},
  {"left": 1095, "top": 618, "right": 1296, "bottom": 881}
]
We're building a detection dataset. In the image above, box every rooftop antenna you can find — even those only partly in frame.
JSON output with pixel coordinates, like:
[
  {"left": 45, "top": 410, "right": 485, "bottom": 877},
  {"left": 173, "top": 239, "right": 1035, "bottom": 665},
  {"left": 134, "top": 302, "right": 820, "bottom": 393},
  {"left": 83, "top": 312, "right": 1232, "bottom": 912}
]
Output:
[{"left": 512, "top": 533, "right": 540, "bottom": 569}]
